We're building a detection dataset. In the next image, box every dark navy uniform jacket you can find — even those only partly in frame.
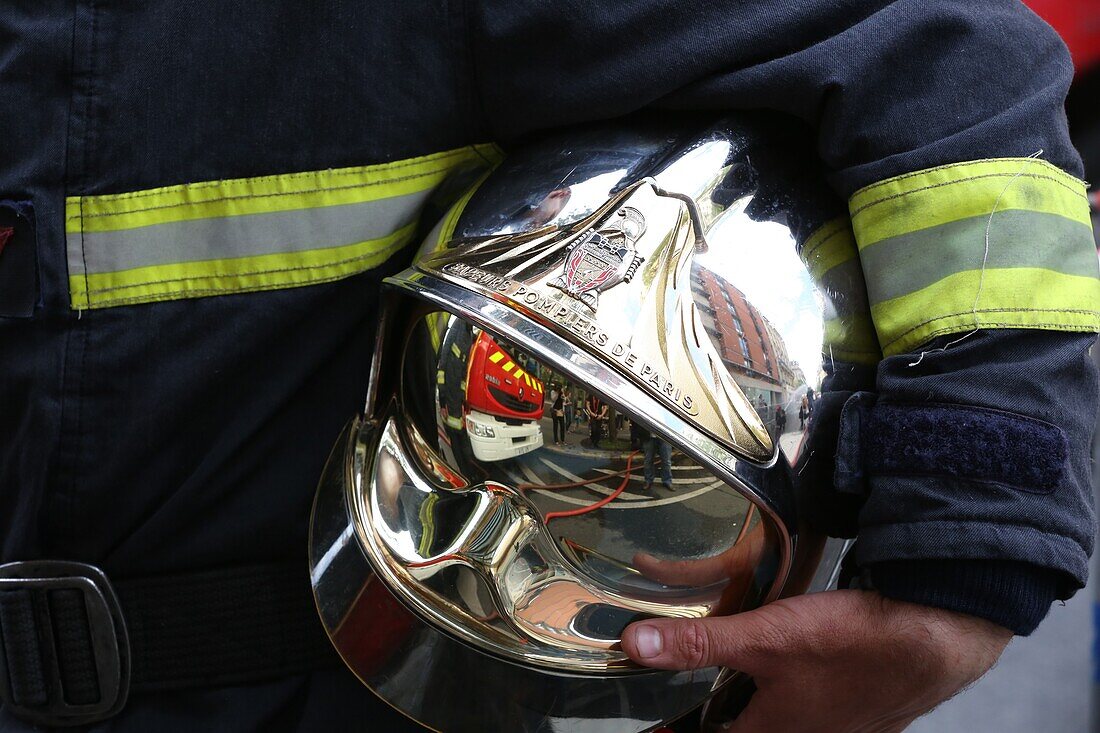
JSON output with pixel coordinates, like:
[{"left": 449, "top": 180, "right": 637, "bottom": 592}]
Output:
[{"left": 1, "top": 1, "right": 1097, "bottom": 730}]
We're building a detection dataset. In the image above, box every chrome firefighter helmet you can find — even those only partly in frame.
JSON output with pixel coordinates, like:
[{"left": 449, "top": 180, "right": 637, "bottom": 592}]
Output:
[{"left": 309, "top": 113, "right": 860, "bottom": 732}]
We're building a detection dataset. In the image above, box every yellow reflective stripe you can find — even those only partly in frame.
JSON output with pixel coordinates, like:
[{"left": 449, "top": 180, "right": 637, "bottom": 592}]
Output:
[
  {"left": 488, "top": 351, "right": 504, "bottom": 364},
  {"left": 433, "top": 164, "right": 498, "bottom": 248},
  {"left": 850, "top": 158, "right": 1091, "bottom": 250},
  {"left": 535, "top": 381, "right": 543, "bottom": 393},
  {"left": 425, "top": 311, "right": 448, "bottom": 351},
  {"left": 66, "top": 145, "right": 499, "bottom": 309},
  {"left": 501, "top": 361, "right": 514, "bottom": 373},
  {"left": 872, "top": 268, "right": 1100, "bottom": 356},
  {"left": 849, "top": 159, "right": 1100, "bottom": 354},
  {"left": 451, "top": 343, "right": 463, "bottom": 358},
  {"left": 417, "top": 493, "right": 439, "bottom": 556},
  {"left": 437, "top": 370, "right": 446, "bottom": 385},
  {"left": 66, "top": 146, "right": 499, "bottom": 233},
  {"left": 801, "top": 217, "right": 882, "bottom": 364},
  {"left": 513, "top": 368, "right": 525, "bottom": 380},
  {"left": 823, "top": 315, "right": 881, "bottom": 365},
  {"left": 69, "top": 223, "right": 413, "bottom": 309},
  {"left": 444, "top": 415, "right": 464, "bottom": 429},
  {"left": 800, "top": 217, "right": 857, "bottom": 281}
]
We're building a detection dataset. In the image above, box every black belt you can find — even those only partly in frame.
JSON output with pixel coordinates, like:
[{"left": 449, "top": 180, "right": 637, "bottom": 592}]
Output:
[{"left": 0, "top": 560, "right": 338, "bottom": 727}]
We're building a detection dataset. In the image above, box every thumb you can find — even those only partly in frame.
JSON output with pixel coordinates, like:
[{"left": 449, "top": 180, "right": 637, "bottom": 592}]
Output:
[{"left": 621, "top": 607, "right": 795, "bottom": 672}]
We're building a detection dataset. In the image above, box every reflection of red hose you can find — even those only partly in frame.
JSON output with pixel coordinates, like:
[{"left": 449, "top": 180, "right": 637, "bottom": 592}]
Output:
[
  {"left": 734, "top": 503, "right": 756, "bottom": 545},
  {"left": 544, "top": 451, "right": 639, "bottom": 522}
]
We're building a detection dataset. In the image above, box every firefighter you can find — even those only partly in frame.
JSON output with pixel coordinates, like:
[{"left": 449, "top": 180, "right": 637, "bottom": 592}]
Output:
[{"left": 0, "top": 2, "right": 1096, "bottom": 731}]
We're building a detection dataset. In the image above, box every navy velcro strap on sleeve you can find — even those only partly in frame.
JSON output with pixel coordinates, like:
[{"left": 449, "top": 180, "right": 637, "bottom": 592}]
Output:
[
  {"left": 832, "top": 391, "right": 877, "bottom": 496},
  {"left": 861, "top": 402, "right": 1068, "bottom": 494}
]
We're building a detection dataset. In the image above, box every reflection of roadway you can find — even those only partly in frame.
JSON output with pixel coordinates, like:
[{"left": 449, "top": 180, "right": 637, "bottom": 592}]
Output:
[
  {"left": 484, "top": 440, "right": 753, "bottom": 572},
  {"left": 531, "top": 451, "right": 720, "bottom": 507}
]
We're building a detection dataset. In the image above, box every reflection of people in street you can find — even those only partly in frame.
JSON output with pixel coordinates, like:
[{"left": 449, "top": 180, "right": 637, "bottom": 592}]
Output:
[
  {"left": 573, "top": 391, "right": 586, "bottom": 431},
  {"left": 774, "top": 404, "right": 786, "bottom": 435},
  {"left": 641, "top": 429, "right": 673, "bottom": 491},
  {"left": 551, "top": 387, "right": 566, "bottom": 445},
  {"left": 754, "top": 395, "right": 768, "bottom": 425},
  {"left": 799, "top": 396, "right": 808, "bottom": 430},
  {"left": 562, "top": 386, "right": 573, "bottom": 432},
  {"left": 629, "top": 420, "right": 672, "bottom": 489},
  {"left": 585, "top": 394, "right": 607, "bottom": 449}
]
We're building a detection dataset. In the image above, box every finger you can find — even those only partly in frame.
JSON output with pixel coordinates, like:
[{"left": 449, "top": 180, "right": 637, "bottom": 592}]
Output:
[{"left": 621, "top": 607, "right": 794, "bottom": 672}]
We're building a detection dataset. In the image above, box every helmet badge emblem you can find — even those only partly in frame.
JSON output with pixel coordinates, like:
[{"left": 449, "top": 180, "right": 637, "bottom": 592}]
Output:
[{"left": 549, "top": 207, "right": 646, "bottom": 313}]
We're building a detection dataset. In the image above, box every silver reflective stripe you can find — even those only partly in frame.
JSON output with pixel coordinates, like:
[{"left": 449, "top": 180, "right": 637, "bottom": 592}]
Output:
[
  {"left": 66, "top": 188, "right": 432, "bottom": 280},
  {"left": 859, "top": 209, "right": 1097, "bottom": 306}
]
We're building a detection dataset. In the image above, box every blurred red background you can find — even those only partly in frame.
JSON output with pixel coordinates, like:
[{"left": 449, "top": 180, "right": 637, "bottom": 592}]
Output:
[{"left": 1028, "top": 0, "right": 1100, "bottom": 73}]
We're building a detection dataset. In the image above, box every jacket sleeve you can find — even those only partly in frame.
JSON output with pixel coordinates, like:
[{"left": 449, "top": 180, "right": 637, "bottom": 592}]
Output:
[{"left": 471, "top": 0, "right": 1100, "bottom": 634}]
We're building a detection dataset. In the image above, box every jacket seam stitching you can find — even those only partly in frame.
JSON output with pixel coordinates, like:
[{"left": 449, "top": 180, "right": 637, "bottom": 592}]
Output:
[
  {"left": 851, "top": 172, "right": 1085, "bottom": 220},
  {"left": 81, "top": 268, "right": 392, "bottom": 308},
  {"left": 858, "top": 519, "right": 1087, "bottom": 553},
  {"left": 867, "top": 469, "right": 1057, "bottom": 495},
  {"left": 881, "top": 307, "right": 1100, "bottom": 350},
  {"left": 462, "top": 0, "right": 493, "bottom": 143},
  {"left": 66, "top": 167, "right": 456, "bottom": 223},
  {"left": 848, "top": 157, "right": 1087, "bottom": 199},
  {"left": 65, "top": 147, "right": 477, "bottom": 205},
  {"left": 801, "top": 222, "right": 850, "bottom": 259},
  {"left": 858, "top": 519, "right": 1091, "bottom": 559}
]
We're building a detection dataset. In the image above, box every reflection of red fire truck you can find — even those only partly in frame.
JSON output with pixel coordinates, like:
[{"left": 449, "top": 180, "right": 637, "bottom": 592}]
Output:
[{"left": 464, "top": 331, "right": 545, "bottom": 461}]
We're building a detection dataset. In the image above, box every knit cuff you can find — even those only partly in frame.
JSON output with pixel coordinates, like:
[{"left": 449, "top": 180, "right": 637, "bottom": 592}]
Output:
[{"left": 867, "top": 559, "right": 1061, "bottom": 636}]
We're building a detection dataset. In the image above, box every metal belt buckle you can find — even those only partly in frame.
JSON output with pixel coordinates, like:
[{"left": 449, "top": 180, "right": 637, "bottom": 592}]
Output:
[{"left": 0, "top": 560, "right": 130, "bottom": 726}]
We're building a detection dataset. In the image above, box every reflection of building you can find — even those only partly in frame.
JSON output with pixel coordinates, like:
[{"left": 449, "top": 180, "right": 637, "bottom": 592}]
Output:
[
  {"left": 762, "top": 319, "right": 806, "bottom": 393},
  {"left": 690, "top": 271, "right": 804, "bottom": 411}
]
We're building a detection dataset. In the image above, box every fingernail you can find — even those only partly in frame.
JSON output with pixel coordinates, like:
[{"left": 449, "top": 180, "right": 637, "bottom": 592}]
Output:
[{"left": 634, "top": 625, "right": 663, "bottom": 658}]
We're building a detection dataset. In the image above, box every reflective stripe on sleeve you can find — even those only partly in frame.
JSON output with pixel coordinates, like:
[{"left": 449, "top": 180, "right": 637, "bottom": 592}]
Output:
[
  {"left": 65, "top": 145, "right": 500, "bottom": 309},
  {"left": 849, "top": 158, "right": 1100, "bottom": 356},
  {"left": 800, "top": 217, "right": 882, "bottom": 365}
]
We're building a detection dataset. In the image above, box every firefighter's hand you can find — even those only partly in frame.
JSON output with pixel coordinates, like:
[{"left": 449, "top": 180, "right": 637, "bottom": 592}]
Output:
[{"left": 621, "top": 590, "right": 1011, "bottom": 733}]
